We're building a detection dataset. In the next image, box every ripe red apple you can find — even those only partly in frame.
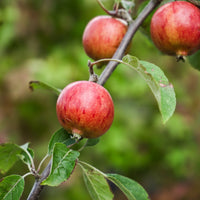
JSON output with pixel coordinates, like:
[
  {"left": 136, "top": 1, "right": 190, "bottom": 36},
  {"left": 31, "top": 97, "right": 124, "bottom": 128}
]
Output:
[
  {"left": 150, "top": 1, "right": 200, "bottom": 58},
  {"left": 56, "top": 81, "right": 114, "bottom": 138},
  {"left": 82, "top": 16, "right": 128, "bottom": 61}
]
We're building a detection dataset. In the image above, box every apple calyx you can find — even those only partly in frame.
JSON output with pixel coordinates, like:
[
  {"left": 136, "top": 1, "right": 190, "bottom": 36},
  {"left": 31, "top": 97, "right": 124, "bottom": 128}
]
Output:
[{"left": 176, "top": 55, "right": 186, "bottom": 62}]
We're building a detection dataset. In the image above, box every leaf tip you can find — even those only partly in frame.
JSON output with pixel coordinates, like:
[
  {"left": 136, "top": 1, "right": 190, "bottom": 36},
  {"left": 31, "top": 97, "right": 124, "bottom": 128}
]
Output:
[{"left": 29, "top": 80, "right": 39, "bottom": 91}]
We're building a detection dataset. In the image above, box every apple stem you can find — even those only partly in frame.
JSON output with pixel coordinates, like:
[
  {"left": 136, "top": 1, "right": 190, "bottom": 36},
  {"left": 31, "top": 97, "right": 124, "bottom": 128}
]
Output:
[
  {"left": 88, "top": 60, "right": 99, "bottom": 82},
  {"left": 96, "top": 0, "right": 117, "bottom": 16},
  {"left": 90, "top": 58, "right": 123, "bottom": 67},
  {"left": 113, "top": 2, "right": 119, "bottom": 13},
  {"left": 96, "top": 0, "right": 132, "bottom": 22}
]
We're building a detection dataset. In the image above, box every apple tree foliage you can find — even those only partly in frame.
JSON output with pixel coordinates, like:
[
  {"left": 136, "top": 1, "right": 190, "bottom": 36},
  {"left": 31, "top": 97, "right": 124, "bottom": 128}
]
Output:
[
  {"left": 0, "top": 53, "right": 176, "bottom": 199},
  {"left": 0, "top": 0, "right": 200, "bottom": 199}
]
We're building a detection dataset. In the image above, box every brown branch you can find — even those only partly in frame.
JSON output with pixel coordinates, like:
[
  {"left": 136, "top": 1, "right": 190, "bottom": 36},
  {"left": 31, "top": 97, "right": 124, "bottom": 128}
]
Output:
[
  {"left": 27, "top": 0, "right": 162, "bottom": 199},
  {"left": 27, "top": 161, "right": 52, "bottom": 200}
]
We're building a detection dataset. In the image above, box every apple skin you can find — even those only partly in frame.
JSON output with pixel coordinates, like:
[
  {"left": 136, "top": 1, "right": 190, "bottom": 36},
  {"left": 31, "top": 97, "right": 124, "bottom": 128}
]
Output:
[
  {"left": 150, "top": 1, "right": 200, "bottom": 57},
  {"left": 56, "top": 81, "right": 114, "bottom": 138},
  {"left": 82, "top": 16, "right": 128, "bottom": 60}
]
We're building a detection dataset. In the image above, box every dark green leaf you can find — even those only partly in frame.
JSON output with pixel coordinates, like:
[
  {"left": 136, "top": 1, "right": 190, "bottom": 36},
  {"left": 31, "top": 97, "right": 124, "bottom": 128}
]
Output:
[
  {"left": 79, "top": 161, "right": 114, "bottom": 200},
  {"left": 48, "top": 128, "right": 76, "bottom": 155},
  {"left": 29, "top": 80, "right": 61, "bottom": 95},
  {"left": 188, "top": 50, "right": 200, "bottom": 71},
  {"left": 42, "top": 143, "right": 80, "bottom": 186},
  {"left": 0, "top": 175, "right": 24, "bottom": 200},
  {"left": 0, "top": 144, "right": 22, "bottom": 174},
  {"left": 85, "top": 138, "right": 100, "bottom": 147},
  {"left": 107, "top": 174, "right": 150, "bottom": 200},
  {"left": 122, "top": 55, "right": 176, "bottom": 123}
]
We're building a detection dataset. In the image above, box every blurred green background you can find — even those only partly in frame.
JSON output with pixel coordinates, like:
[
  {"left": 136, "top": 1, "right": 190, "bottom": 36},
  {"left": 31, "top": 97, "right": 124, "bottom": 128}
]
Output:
[{"left": 1, "top": 0, "right": 200, "bottom": 199}]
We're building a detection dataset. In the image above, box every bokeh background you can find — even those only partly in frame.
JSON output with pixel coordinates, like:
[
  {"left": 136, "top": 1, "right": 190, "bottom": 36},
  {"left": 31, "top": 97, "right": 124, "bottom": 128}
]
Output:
[{"left": 1, "top": 0, "right": 200, "bottom": 199}]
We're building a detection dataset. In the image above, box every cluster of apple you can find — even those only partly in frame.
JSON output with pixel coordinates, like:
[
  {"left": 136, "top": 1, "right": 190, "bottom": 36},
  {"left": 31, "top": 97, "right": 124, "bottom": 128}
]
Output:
[
  {"left": 56, "top": 1, "right": 200, "bottom": 139},
  {"left": 56, "top": 16, "right": 128, "bottom": 139}
]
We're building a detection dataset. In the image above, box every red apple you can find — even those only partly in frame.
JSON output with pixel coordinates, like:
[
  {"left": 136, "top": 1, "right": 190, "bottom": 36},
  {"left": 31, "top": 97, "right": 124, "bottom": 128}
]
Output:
[
  {"left": 150, "top": 1, "right": 200, "bottom": 58},
  {"left": 82, "top": 16, "right": 128, "bottom": 61},
  {"left": 56, "top": 81, "right": 114, "bottom": 138}
]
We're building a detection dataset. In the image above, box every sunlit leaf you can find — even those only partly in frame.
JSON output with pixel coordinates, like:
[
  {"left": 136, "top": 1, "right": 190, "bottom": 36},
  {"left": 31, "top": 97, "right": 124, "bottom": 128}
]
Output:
[
  {"left": 0, "top": 175, "right": 24, "bottom": 200},
  {"left": 42, "top": 143, "right": 80, "bottom": 186},
  {"left": 122, "top": 55, "right": 176, "bottom": 123},
  {"left": 107, "top": 174, "right": 150, "bottom": 200},
  {"left": 29, "top": 80, "right": 61, "bottom": 95},
  {"left": 79, "top": 161, "right": 114, "bottom": 200},
  {"left": 48, "top": 128, "right": 76, "bottom": 155}
]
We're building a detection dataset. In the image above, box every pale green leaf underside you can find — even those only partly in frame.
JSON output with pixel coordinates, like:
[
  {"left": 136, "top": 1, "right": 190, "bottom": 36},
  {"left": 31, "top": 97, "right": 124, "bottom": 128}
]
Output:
[
  {"left": 122, "top": 55, "right": 176, "bottom": 123},
  {"left": 0, "top": 175, "right": 24, "bottom": 200},
  {"left": 79, "top": 162, "right": 113, "bottom": 200},
  {"left": 18, "top": 143, "right": 34, "bottom": 166}
]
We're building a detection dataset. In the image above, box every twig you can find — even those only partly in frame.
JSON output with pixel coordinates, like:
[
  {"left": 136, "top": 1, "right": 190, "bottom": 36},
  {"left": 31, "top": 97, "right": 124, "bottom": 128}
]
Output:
[
  {"left": 37, "top": 154, "right": 49, "bottom": 173},
  {"left": 27, "top": 161, "right": 52, "bottom": 200}
]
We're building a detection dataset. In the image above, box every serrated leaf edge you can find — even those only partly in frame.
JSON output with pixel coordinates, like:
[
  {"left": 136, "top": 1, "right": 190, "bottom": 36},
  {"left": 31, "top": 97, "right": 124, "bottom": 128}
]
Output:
[{"left": 106, "top": 174, "right": 136, "bottom": 200}]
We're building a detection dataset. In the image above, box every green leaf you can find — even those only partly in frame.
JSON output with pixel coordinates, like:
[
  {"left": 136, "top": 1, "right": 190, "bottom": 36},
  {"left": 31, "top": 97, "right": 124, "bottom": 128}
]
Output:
[
  {"left": 121, "top": 0, "right": 135, "bottom": 11},
  {"left": 122, "top": 55, "right": 176, "bottom": 123},
  {"left": 0, "top": 175, "right": 24, "bottom": 200},
  {"left": 0, "top": 144, "right": 22, "bottom": 174},
  {"left": 188, "top": 50, "right": 200, "bottom": 71},
  {"left": 29, "top": 80, "right": 61, "bottom": 95},
  {"left": 0, "top": 143, "right": 35, "bottom": 174},
  {"left": 18, "top": 143, "right": 34, "bottom": 167},
  {"left": 79, "top": 161, "right": 114, "bottom": 200},
  {"left": 42, "top": 143, "right": 80, "bottom": 186},
  {"left": 48, "top": 128, "right": 76, "bottom": 155},
  {"left": 85, "top": 138, "right": 100, "bottom": 147},
  {"left": 107, "top": 174, "right": 150, "bottom": 200}
]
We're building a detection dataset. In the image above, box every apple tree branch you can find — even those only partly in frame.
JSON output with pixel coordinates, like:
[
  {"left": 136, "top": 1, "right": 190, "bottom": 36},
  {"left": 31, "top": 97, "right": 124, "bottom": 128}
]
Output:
[{"left": 27, "top": 0, "right": 162, "bottom": 199}]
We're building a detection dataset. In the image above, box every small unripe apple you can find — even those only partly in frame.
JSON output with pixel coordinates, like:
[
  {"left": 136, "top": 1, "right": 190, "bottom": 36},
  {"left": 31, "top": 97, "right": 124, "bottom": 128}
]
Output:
[
  {"left": 56, "top": 81, "right": 114, "bottom": 138},
  {"left": 82, "top": 16, "right": 128, "bottom": 61},
  {"left": 150, "top": 1, "right": 200, "bottom": 58}
]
